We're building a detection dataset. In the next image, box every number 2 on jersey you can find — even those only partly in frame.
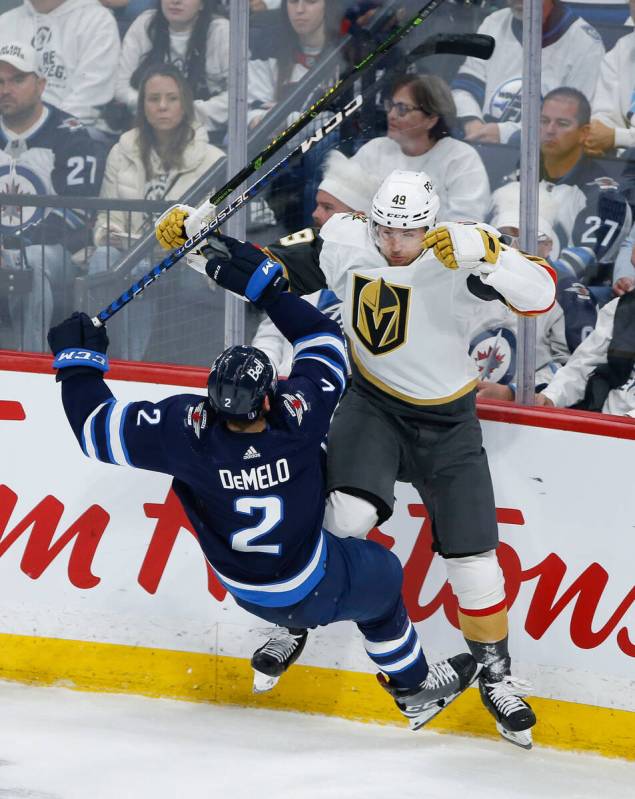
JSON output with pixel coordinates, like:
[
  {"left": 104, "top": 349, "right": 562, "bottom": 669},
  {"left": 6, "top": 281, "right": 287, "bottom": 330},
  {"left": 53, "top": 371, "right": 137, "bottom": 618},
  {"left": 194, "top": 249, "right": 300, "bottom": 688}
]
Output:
[{"left": 231, "top": 496, "right": 283, "bottom": 555}]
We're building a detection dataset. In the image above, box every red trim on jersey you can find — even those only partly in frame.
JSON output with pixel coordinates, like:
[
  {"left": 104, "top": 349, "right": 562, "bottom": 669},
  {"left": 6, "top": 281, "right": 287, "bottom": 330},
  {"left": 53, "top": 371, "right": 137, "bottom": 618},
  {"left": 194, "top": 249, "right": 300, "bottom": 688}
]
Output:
[
  {"left": 459, "top": 599, "right": 508, "bottom": 617},
  {"left": 508, "top": 258, "right": 558, "bottom": 316}
]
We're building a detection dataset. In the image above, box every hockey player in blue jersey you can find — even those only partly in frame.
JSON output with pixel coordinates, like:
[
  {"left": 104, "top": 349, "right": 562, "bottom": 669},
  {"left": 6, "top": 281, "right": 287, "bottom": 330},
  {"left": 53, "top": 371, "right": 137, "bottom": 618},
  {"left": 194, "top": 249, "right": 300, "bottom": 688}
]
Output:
[{"left": 48, "top": 237, "right": 478, "bottom": 731}]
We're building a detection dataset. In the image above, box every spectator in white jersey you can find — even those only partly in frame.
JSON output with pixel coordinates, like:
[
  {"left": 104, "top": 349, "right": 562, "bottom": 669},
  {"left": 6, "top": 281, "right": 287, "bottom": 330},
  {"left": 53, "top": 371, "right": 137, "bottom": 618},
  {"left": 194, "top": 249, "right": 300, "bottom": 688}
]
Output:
[
  {"left": 0, "top": 41, "right": 106, "bottom": 352},
  {"left": 452, "top": 0, "right": 605, "bottom": 145},
  {"left": 116, "top": 0, "right": 229, "bottom": 141},
  {"left": 473, "top": 212, "right": 570, "bottom": 402},
  {"left": 535, "top": 289, "right": 635, "bottom": 416},
  {"left": 252, "top": 149, "right": 381, "bottom": 375},
  {"left": 586, "top": 0, "right": 635, "bottom": 156},
  {"left": 351, "top": 73, "right": 490, "bottom": 222},
  {"left": 89, "top": 64, "right": 224, "bottom": 360},
  {"left": 0, "top": 0, "right": 120, "bottom": 130}
]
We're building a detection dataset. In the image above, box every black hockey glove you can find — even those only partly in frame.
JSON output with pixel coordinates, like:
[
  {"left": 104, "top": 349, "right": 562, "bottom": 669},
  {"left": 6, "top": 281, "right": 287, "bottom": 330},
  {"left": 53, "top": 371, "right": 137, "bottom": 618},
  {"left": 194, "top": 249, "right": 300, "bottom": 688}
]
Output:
[
  {"left": 202, "top": 233, "right": 288, "bottom": 309},
  {"left": 48, "top": 312, "right": 109, "bottom": 382}
]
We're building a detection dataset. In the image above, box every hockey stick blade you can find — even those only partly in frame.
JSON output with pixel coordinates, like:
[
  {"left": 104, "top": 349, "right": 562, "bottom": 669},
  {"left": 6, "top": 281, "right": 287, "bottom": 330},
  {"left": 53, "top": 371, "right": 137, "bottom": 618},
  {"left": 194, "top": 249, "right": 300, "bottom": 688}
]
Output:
[{"left": 410, "top": 33, "right": 495, "bottom": 61}]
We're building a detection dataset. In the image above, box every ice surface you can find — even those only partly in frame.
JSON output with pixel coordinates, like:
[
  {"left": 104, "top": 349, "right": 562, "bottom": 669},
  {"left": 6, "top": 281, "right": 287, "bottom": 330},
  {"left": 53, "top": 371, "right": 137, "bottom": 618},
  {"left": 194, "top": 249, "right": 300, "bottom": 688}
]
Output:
[{"left": 0, "top": 681, "right": 632, "bottom": 799}]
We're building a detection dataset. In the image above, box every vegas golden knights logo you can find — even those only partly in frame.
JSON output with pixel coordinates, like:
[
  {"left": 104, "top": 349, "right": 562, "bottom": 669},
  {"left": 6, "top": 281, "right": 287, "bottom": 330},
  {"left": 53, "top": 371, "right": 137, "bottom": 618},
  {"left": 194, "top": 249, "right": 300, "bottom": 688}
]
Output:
[{"left": 352, "top": 275, "right": 410, "bottom": 355}]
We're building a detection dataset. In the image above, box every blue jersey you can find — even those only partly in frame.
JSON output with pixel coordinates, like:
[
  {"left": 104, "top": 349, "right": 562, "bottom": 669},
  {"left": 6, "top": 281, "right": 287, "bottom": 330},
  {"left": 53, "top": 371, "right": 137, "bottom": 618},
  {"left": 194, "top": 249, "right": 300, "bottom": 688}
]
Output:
[
  {"left": 59, "top": 293, "right": 348, "bottom": 608},
  {"left": 0, "top": 102, "right": 106, "bottom": 244}
]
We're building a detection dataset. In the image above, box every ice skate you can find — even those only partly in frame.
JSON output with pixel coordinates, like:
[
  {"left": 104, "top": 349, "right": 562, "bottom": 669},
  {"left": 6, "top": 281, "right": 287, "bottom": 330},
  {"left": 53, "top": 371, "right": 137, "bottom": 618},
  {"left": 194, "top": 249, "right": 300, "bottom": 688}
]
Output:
[
  {"left": 378, "top": 653, "right": 479, "bottom": 731},
  {"left": 479, "top": 673, "right": 536, "bottom": 749},
  {"left": 251, "top": 627, "right": 308, "bottom": 693}
]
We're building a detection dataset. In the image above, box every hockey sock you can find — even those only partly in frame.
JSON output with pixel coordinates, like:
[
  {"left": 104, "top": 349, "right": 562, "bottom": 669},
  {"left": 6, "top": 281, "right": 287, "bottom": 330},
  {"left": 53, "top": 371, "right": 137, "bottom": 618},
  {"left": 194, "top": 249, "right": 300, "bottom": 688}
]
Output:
[
  {"left": 465, "top": 636, "right": 510, "bottom": 682},
  {"left": 361, "top": 618, "right": 429, "bottom": 690}
]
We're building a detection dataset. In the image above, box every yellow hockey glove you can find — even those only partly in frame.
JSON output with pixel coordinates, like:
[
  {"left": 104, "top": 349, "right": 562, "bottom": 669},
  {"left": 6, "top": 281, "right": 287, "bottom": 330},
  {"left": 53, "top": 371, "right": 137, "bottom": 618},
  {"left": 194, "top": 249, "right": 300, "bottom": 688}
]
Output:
[
  {"left": 423, "top": 225, "right": 458, "bottom": 269},
  {"left": 155, "top": 204, "right": 193, "bottom": 250},
  {"left": 423, "top": 223, "right": 501, "bottom": 270}
]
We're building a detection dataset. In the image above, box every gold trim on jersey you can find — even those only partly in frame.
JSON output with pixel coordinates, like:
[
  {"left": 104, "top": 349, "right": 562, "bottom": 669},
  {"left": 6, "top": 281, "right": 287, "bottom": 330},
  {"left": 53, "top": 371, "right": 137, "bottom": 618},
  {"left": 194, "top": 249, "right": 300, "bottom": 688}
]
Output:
[
  {"left": 261, "top": 246, "right": 290, "bottom": 282},
  {"left": 350, "top": 343, "right": 479, "bottom": 405},
  {"left": 351, "top": 275, "right": 411, "bottom": 356}
]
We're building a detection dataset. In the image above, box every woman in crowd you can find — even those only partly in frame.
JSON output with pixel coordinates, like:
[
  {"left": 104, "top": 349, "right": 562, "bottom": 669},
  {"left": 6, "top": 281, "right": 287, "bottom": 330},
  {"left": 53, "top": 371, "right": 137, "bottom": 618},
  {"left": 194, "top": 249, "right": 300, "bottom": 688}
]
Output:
[
  {"left": 247, "top": 0, "right": 341, "bottom": 126},
  {"left": 248, "top": 0, "right": 342, "bottom": 229},
  {"left": 351, "top": 73, "right": 490, "bottom": 222},
  {"left": 116, "top": 0, "right": 229, "bottom": 141},
  {"left": 90, "top": 64, "right": 224, "bottom": 360}
]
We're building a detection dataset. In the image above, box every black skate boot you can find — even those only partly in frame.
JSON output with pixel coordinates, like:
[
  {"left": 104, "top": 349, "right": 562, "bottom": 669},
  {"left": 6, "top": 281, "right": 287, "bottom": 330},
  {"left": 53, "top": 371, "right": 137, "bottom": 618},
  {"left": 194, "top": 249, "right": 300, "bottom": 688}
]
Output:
[
  {"left": 251, "top": 627, "right": 308, "bottom": 693},
  {"left": 467, "top": 639, "right": 536, "bottom": 749},
  {"left": 479, "top": 667, "right": 536, "bottom": 749},
  {"left": 378, "top": 653, "right": 479, "bottom": 731}
]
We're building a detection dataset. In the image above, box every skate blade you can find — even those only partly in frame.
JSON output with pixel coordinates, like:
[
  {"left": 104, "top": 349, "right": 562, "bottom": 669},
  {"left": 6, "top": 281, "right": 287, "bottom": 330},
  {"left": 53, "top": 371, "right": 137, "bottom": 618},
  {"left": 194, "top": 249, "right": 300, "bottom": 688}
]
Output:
[
  {"left": 496, "top": 722, "right": 533, "bottom": 749},
  {"left": 408, "top": 691, "right": 460, "bottom": 731},
  {"left": 408, "top": 664, "right": 482, "bottom": 731},
  {"left": 252, "top": 670, "right": 280, "bottom": 694}
]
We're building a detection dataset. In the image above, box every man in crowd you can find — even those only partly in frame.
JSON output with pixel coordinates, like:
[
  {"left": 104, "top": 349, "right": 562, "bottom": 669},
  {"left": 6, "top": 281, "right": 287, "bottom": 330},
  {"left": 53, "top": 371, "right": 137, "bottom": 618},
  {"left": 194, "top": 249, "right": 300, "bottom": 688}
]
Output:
[
  {"left": 586, "top": 0, "right": 635, "bottom": 156},
  {"left": 536, "top": 289, "right": 635, "bottom": 416},
  {"left": 0, "top": 0, "right": 120, "bottom": 130},
  {"left": 0, "top": 41, "right": 106, "bottom": 351},
  {"left": 488, "top": 87, "right": 631, "bottom": 302},
  {"left": 453, "top": 0, "right": 604, "bottom": 145}
]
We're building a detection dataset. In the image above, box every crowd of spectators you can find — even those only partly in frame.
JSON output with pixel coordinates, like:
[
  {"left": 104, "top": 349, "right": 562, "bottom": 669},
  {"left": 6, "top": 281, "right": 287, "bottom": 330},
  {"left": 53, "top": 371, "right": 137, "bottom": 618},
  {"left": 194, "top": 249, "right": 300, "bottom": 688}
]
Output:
[{"left": 1, "top": 0, "right": 635, "bottom": 416}]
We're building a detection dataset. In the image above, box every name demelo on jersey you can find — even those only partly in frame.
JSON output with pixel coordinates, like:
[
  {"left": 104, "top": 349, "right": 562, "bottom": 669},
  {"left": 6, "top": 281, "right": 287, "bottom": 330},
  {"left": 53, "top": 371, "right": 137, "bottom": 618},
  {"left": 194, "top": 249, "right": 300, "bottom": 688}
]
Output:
[{"left": 219, "top": 459, "right": 290, "bottom": 491}]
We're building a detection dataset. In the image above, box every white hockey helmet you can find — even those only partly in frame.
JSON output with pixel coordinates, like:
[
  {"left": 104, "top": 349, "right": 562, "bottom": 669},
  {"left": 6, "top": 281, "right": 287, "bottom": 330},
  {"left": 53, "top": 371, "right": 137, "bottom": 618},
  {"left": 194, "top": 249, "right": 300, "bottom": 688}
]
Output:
[{"left": 370, "top": 170, "right": 440, "bottom": 247}]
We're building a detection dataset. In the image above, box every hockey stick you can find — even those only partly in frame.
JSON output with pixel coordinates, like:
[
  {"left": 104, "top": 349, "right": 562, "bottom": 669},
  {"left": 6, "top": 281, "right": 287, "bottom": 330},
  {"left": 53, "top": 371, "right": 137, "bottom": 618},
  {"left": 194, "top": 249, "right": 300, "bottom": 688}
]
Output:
[
  {"left": 409, "top": 33, "right": 494, "bottom": 61},
  {"left": 91, "top": 0, "right": 450, "bottom": 325},
  {"left": 92, "top": 28, "right": 492, "bottom": 326}
]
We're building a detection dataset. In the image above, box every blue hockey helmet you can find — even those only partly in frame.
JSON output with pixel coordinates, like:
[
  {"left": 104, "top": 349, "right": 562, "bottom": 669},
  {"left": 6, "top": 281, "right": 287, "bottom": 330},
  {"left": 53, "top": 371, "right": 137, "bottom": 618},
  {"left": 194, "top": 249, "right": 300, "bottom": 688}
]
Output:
[{"left": 207, "top": 345, "right": 277, "bottom": 421}]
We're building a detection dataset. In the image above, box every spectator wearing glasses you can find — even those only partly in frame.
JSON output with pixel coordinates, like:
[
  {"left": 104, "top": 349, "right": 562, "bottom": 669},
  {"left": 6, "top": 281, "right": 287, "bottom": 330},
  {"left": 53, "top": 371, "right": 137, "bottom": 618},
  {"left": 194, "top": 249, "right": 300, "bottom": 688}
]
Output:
[{"left": 351, "top": 74, "right": 490, "bottom": 222}]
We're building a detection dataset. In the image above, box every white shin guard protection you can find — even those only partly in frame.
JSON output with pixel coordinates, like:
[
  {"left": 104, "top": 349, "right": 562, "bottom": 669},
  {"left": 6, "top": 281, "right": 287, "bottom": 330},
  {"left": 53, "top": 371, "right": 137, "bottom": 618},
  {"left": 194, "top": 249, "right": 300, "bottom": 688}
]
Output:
[
  {"left": 444, "top": 550, "right": 505, "bottom": 614},
  {"left": 323, "top": 490, "right": 379, "bottom": 539}
]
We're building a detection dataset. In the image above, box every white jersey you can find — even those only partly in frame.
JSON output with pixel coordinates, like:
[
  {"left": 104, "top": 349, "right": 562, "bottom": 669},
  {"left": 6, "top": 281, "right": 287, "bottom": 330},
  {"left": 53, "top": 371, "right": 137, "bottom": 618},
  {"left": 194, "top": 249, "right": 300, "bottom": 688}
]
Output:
[
  {"left": 542, "top": 297, "right": 635, "bottom": 416},
  {"left": 0, "top": 0, "right": 120, "bottom": 127},
  {"left": 317, "top": 213, "right": 556, "bottom": 405},
  {"left": 351, "top": 136, "right": 490, "bottom": 223},
  {"left": 469, "top": 299, "right": 569, "bottom": 389},
  {"left": 116, "top": 10, "right": 229, "bottom": 132},
  {"left": 591, "top": 28, "right": 635, "bottom": 149},
  {"left": 452, "top": 6, "right": 604, "bottom": 144}
]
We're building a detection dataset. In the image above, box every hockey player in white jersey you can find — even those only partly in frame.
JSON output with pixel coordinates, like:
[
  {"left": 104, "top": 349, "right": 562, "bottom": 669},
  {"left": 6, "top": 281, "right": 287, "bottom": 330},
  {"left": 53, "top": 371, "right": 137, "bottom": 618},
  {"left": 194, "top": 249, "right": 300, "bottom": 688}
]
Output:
[{"left": 155, "top": 170, "right": 557, "bottom": 748}]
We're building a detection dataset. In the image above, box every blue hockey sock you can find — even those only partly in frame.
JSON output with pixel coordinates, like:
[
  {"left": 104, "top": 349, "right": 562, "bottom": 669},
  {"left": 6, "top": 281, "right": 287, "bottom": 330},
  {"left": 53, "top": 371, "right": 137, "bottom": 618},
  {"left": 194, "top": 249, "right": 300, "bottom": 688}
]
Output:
[{"left": 363, "top": 618, "right": 429, "bottom": 690}]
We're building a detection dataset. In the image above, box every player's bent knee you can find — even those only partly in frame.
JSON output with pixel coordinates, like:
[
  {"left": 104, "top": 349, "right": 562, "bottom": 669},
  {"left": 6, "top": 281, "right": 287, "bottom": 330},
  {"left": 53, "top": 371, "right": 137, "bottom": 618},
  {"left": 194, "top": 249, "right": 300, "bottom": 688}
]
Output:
[
  {"left": 443, "top": 550, "right": 506, "bottom": 615},
  {"left": 324, "top": 490, "right": 379, "bottom": 539}
]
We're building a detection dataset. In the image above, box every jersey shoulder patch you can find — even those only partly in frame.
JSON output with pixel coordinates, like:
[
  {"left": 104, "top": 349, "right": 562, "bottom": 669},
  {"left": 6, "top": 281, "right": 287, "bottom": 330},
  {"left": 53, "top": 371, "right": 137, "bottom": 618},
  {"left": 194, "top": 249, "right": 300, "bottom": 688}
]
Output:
[
  {"left": 279, "top": 390, "right": 310, "bottom": 427},
  {"left": 320, "top": 212, "right": 370, "bottom": 249},
  {"left": 184, "top": 400, "right": 209, "bottom": 439}
]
